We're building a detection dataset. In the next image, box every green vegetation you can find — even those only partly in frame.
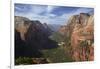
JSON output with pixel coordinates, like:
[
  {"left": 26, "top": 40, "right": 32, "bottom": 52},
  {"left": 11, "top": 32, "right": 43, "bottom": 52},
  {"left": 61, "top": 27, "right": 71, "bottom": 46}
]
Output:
[
  {"left": 49, "top": 32, "right": 64, "bottom": 42},
  {"left": 80, "top": 40, "right": 88, "bottom": 47},
  {"left": 44, "top": 32, "right": 73, "bottom": 63},
  {"left": 42, "top": 47, "right": 73, "bottom": 63},
  {"left": 79, "top": 40, "right": 94, "bottom": 61},
  {"left": 15, "top": 32, "right": 73, "bottom": 65},
  {"left": 50, "top": 32, "right": 71, "bottom": 46},
  {"left": 15, "top": 57, "right": 33, "bottom": 65}
]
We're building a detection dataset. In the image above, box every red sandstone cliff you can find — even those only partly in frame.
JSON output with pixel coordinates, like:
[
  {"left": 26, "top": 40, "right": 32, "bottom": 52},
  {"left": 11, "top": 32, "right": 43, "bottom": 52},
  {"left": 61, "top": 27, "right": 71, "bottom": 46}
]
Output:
[{"left": 59, "top": 13, "right": 94, "bottom": 61}]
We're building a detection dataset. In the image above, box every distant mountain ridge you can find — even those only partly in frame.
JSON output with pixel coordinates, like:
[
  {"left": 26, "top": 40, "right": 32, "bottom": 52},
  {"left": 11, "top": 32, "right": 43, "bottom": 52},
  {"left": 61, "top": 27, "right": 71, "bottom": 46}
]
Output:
[{"left": 47, "top": 24, "right": 62, "bottom": 32}]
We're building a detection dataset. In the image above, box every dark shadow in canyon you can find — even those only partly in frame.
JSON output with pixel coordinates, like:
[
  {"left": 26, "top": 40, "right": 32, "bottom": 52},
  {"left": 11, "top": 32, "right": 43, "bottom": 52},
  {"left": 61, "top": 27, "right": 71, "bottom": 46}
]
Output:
[{"left": 15, "top": 27, "right": 58, "bottom": 59}]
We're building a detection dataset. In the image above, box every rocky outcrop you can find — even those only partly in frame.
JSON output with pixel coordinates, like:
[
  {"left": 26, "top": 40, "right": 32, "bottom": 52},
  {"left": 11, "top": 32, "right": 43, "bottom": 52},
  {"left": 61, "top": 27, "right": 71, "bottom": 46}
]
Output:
[
  {"left": 71, "top": 14, "right": 94, "bottom": 61},
  {"left": 43, "top": 23, "right": 53, "bottom": 36},
  {"left": 15, "top": 16, "right": 58, "bottom": 58},
  {"left": 15, "top": 16, "right": 31, "bottom": 40},
  {"left": 59, "top": 13, "right": 94, "bottom": 61}
]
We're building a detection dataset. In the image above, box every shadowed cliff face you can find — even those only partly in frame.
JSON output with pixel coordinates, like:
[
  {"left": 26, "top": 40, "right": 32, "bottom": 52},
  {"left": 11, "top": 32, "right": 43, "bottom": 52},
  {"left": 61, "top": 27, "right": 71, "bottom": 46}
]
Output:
[
  {"left": 15, "top": 16, "right": 58, "bottom": 58},
  {"left": 58, "top": 13, "right": 94, "bottom": 61},
  {"left": 15, "top": 24, "right": 43, "bottom": 58}
]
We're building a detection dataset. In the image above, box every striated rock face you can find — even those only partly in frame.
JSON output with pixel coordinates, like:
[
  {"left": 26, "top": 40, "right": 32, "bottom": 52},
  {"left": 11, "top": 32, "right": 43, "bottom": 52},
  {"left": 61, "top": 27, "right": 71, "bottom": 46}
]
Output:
[
  {"left": 15, "top": 16, "right": 58, "bottom": 58},
  {"left": 15, "top": 16, "right": 53, "bottom": 41},
  {"left": 59, "top": 13, "right": 94, "bottom": 61},
  {"left": 59, "top": 13, "right": 90, "bottom": 36},
  {"left": 71, "top": 14, "right": 94, "bottom": 61},
  {"left": 15, "top": 16, "right": 31, "bottom": 40}
]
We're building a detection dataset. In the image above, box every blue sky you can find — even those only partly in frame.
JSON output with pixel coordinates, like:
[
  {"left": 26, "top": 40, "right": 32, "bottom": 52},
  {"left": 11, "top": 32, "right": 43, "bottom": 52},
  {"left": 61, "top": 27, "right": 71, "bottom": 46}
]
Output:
[{"left": 15, "top": 3, "right": 94, "bottom": 25}]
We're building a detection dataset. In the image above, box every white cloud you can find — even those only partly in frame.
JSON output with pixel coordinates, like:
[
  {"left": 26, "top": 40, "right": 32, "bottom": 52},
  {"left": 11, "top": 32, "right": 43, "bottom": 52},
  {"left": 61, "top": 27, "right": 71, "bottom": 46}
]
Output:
[
  {"left": 71, "top": 8, "right": 93, "bottom": 15},
  {"left": 15, "top": 4, "right": 68, "bottom": 25},
  {"left": 30, "top": 5, "right": 47, "bottom": 14},
  {"left": 15, "top": 5, "right": 93, "bottom": 25},
  {"left": 15, "top": 9, "right": 71, "bottom": 25},
  {"left": 47, "top": 6, "right": 57, "bottom": 13},
  {"left": 47, "top": 6, "right": 53, "bottom": 13},
  {"left": 47, "top": 13, "right": 56, "bottom": 18},
  {"left": 15, "top": 6, "right": 22, "bottom": 11}
]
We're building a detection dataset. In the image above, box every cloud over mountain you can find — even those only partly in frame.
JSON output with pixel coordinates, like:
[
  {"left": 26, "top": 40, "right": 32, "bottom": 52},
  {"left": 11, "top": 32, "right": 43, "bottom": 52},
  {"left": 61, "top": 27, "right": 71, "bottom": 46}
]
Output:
[{"left": 15, "top": 4, "right": 94, "bottom": 25}]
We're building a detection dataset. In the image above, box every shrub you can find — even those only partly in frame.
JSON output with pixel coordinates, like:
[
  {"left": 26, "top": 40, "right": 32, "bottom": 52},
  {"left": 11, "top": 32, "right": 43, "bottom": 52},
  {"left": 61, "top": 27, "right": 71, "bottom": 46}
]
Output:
[{"left": 15, "top": 57, "right": 33, "bottom": 65}]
